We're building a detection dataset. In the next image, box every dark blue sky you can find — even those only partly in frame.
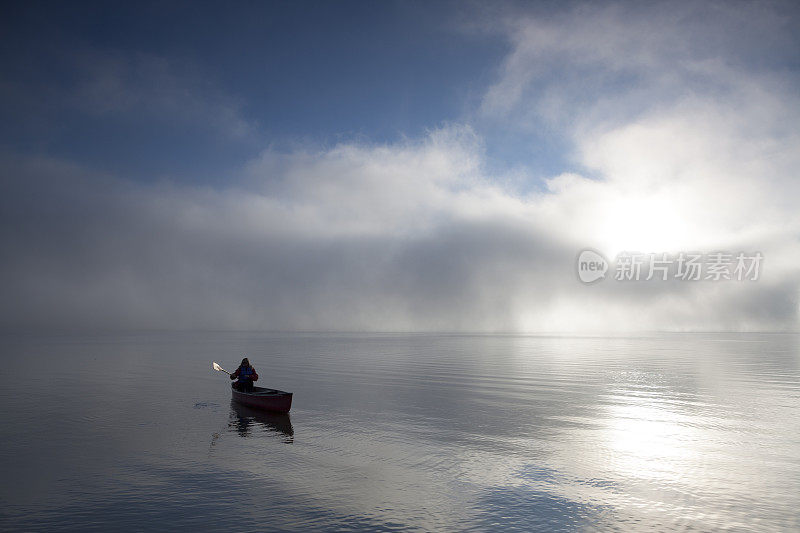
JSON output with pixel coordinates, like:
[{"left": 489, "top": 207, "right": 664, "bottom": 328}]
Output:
[
  {"left": 4, "top": 1, "right": 798, "bottom": 332},
  {"left": 1, "top": 1, "right": 521, "bottom": 183}
]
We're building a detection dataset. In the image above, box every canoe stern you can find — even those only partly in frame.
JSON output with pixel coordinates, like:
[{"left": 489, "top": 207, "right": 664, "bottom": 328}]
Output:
[{"left": 231, "top": 385, "right": 293, "bottom": 413}]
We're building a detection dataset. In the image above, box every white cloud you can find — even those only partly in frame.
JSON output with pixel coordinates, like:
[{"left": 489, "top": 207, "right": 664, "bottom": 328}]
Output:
[{"left": 3, "top": 112, "right": 797, "bottom": 332}]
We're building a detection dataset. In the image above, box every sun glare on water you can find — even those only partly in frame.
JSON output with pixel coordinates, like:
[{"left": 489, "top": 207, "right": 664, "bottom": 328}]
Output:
[{"left": 602, "top": 401, "right": 698, "bottom": 482}]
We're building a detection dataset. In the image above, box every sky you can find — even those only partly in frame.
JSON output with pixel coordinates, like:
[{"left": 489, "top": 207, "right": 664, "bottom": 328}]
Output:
[{"left": 1, "top": 0, "right": 799, "bottom": 332}]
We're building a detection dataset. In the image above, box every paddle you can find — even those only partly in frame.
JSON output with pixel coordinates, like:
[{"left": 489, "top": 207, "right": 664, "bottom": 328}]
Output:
[{"left": 212, "top": 361, "right": 231, "bottom": 375}]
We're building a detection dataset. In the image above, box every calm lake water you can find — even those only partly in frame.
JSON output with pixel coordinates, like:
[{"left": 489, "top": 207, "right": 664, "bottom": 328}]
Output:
[{"left": 1, "top": 332, "right": 798, "bottom": 531}]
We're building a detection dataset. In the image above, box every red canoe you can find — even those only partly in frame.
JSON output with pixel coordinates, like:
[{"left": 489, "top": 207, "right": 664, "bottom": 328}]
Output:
[{"left": 231, "top": 384, "right": 293, "bottom": 413}]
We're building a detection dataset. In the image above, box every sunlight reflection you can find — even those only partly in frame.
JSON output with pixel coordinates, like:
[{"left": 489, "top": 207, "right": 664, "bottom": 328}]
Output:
[{"left": 602, "top": 398, "right": 699, "bottom": 481}]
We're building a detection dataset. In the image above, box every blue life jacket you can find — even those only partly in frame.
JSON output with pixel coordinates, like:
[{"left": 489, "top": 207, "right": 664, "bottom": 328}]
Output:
[{"left": 238, "top": 366, "right": 254, "bottom": 381}]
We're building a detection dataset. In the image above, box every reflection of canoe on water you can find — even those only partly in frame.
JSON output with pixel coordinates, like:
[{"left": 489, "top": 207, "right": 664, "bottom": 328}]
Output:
[
  {"left": 231, "top": 383, "right": 292, "bottom": 413},
  {"left": 230, "top": 400, "right": 294, "bottom": 441}
]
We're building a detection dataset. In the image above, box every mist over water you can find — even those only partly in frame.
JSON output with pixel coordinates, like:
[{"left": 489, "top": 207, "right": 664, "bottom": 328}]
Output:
[{"left": 1, "top": 332, "right": 798, "bottom": 531}]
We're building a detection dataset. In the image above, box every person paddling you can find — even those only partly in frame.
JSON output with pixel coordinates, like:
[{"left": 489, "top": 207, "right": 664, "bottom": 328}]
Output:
[{"left": 230, "top": 357, "right": 259, "bottom": 392}]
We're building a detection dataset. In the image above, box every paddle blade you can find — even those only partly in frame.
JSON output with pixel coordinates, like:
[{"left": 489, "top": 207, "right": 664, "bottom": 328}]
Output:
[{"left": 212, "top": 361, "right": 226, "bottom": 373}]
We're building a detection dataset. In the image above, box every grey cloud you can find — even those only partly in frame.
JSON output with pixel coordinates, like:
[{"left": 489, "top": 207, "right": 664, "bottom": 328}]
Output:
[
  {"left": 482, "top": 1, "right": 800, "bottom": 130},
  {"left": 0, "top": 46, "right": 256, "bottom": 155},
  {"left": 68, "top": 50, "right": 257, "bottom": 139},
  {"left": 2, "top": 140, "right": 796, "bottom": 333},
  {"left": 0, "top": 156, "right": 573, "bottom": 332}
]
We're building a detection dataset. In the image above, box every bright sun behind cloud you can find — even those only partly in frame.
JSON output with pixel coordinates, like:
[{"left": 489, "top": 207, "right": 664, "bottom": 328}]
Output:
[{"left": 598, "top": 192, "right": 691, "bottom": 257}]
